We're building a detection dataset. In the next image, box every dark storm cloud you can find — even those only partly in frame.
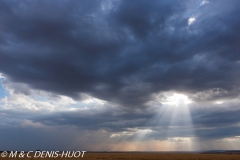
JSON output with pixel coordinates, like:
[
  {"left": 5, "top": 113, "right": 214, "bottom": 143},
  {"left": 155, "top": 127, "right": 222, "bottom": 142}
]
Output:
[
  {"left": 189, "top": 102, "right": 240, "bottom": 139},
  {"left": 33, "top": 106, "right": 153, "bottom": 132},
  {"left": 18, "top": 100, "right": 239, "bottom": 140},
  {"left": 0, "top": 124, "right": 89, "bottom": 151},
  {"left": 111, "top": 0, "right": 185, "bottom": 38},
  {"left": 0, "top": 0, "right": 240, "bottom": 107},
  {"left": 1, "top": 99, "right": 240, "bottom": 150}
]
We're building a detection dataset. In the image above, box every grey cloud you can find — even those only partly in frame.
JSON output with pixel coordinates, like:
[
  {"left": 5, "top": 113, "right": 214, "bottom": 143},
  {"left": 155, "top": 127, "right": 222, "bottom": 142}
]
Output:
[
  {"left": 0, "top": 125, "right": 91, "bottom": 151},
  {"left": 1, "top": 98, "right": 240, "bottom": 150},
  {"left": 1, "top": 0, "right": 240, "bottom": 107},
  {"left": 1, "top": 0, "right": 240, "bottom": 150},
  {"left": 23, "top": 100, "right": 240, "bottom": 140}
]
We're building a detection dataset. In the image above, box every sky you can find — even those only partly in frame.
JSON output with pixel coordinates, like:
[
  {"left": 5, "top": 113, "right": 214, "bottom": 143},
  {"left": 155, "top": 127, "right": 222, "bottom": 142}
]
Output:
[{"left": 0, "top": 0, "right": 240, "bottom": 151}]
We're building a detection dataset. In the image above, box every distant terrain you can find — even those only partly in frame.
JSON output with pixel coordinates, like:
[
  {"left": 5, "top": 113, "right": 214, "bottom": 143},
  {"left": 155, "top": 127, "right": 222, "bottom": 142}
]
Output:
[{"left": 1, "top": 151, "right": 240, "bottom": 160}]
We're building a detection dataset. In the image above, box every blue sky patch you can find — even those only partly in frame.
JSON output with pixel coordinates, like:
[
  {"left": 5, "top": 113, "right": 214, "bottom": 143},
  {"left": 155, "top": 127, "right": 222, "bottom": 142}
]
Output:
[{"left": 0, "top": 79, "right": 8, "bottom": 98}]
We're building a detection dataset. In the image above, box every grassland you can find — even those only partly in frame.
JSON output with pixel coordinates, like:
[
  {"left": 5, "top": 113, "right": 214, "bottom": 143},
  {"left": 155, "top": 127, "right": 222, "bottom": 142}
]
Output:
[
  {"left": 1, "top": 152, "right": 240, "bottom": 160},
  {"left": 84, "top": 152, "right": 240, "bottom": 160}
]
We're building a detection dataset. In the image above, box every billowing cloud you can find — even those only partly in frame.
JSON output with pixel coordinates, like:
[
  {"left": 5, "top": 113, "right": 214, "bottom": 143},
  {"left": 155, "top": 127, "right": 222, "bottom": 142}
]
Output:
[{"left": 0, "top": 0, "right": 240, "bottom": 151}]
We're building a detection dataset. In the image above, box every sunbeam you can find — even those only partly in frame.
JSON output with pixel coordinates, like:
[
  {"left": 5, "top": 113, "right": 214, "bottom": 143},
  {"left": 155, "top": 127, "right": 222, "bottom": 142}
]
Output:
[
  {"left": 161, "top": 92, "right": 199, "bottom": 151},
  {"left": 128, "top": 129, "right": 153, "bottom": 151}
]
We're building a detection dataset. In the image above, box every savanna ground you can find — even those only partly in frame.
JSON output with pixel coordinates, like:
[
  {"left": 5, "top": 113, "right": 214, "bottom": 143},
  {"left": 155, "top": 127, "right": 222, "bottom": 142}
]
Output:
[
  {"left": 1, "top": 152, "right": 240, "bottom": 160},
  {"left": 84, "top": 153, "right": 240, "bottom": 160}
]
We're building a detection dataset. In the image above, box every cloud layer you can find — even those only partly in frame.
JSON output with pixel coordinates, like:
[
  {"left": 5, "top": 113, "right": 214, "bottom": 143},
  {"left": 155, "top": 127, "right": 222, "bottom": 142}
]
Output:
[{"left": 0, "top": 0, "right": 240, "bottom": 151}]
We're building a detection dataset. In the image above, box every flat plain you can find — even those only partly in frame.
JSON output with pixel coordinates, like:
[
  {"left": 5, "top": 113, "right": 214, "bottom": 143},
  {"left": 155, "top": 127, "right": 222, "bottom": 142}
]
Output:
[
  {"left": 1, "top": 152, "right": 240, "bottom": 160},
  {"left": 83, "top": 153, "right": 239, "bottom": 160}
]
